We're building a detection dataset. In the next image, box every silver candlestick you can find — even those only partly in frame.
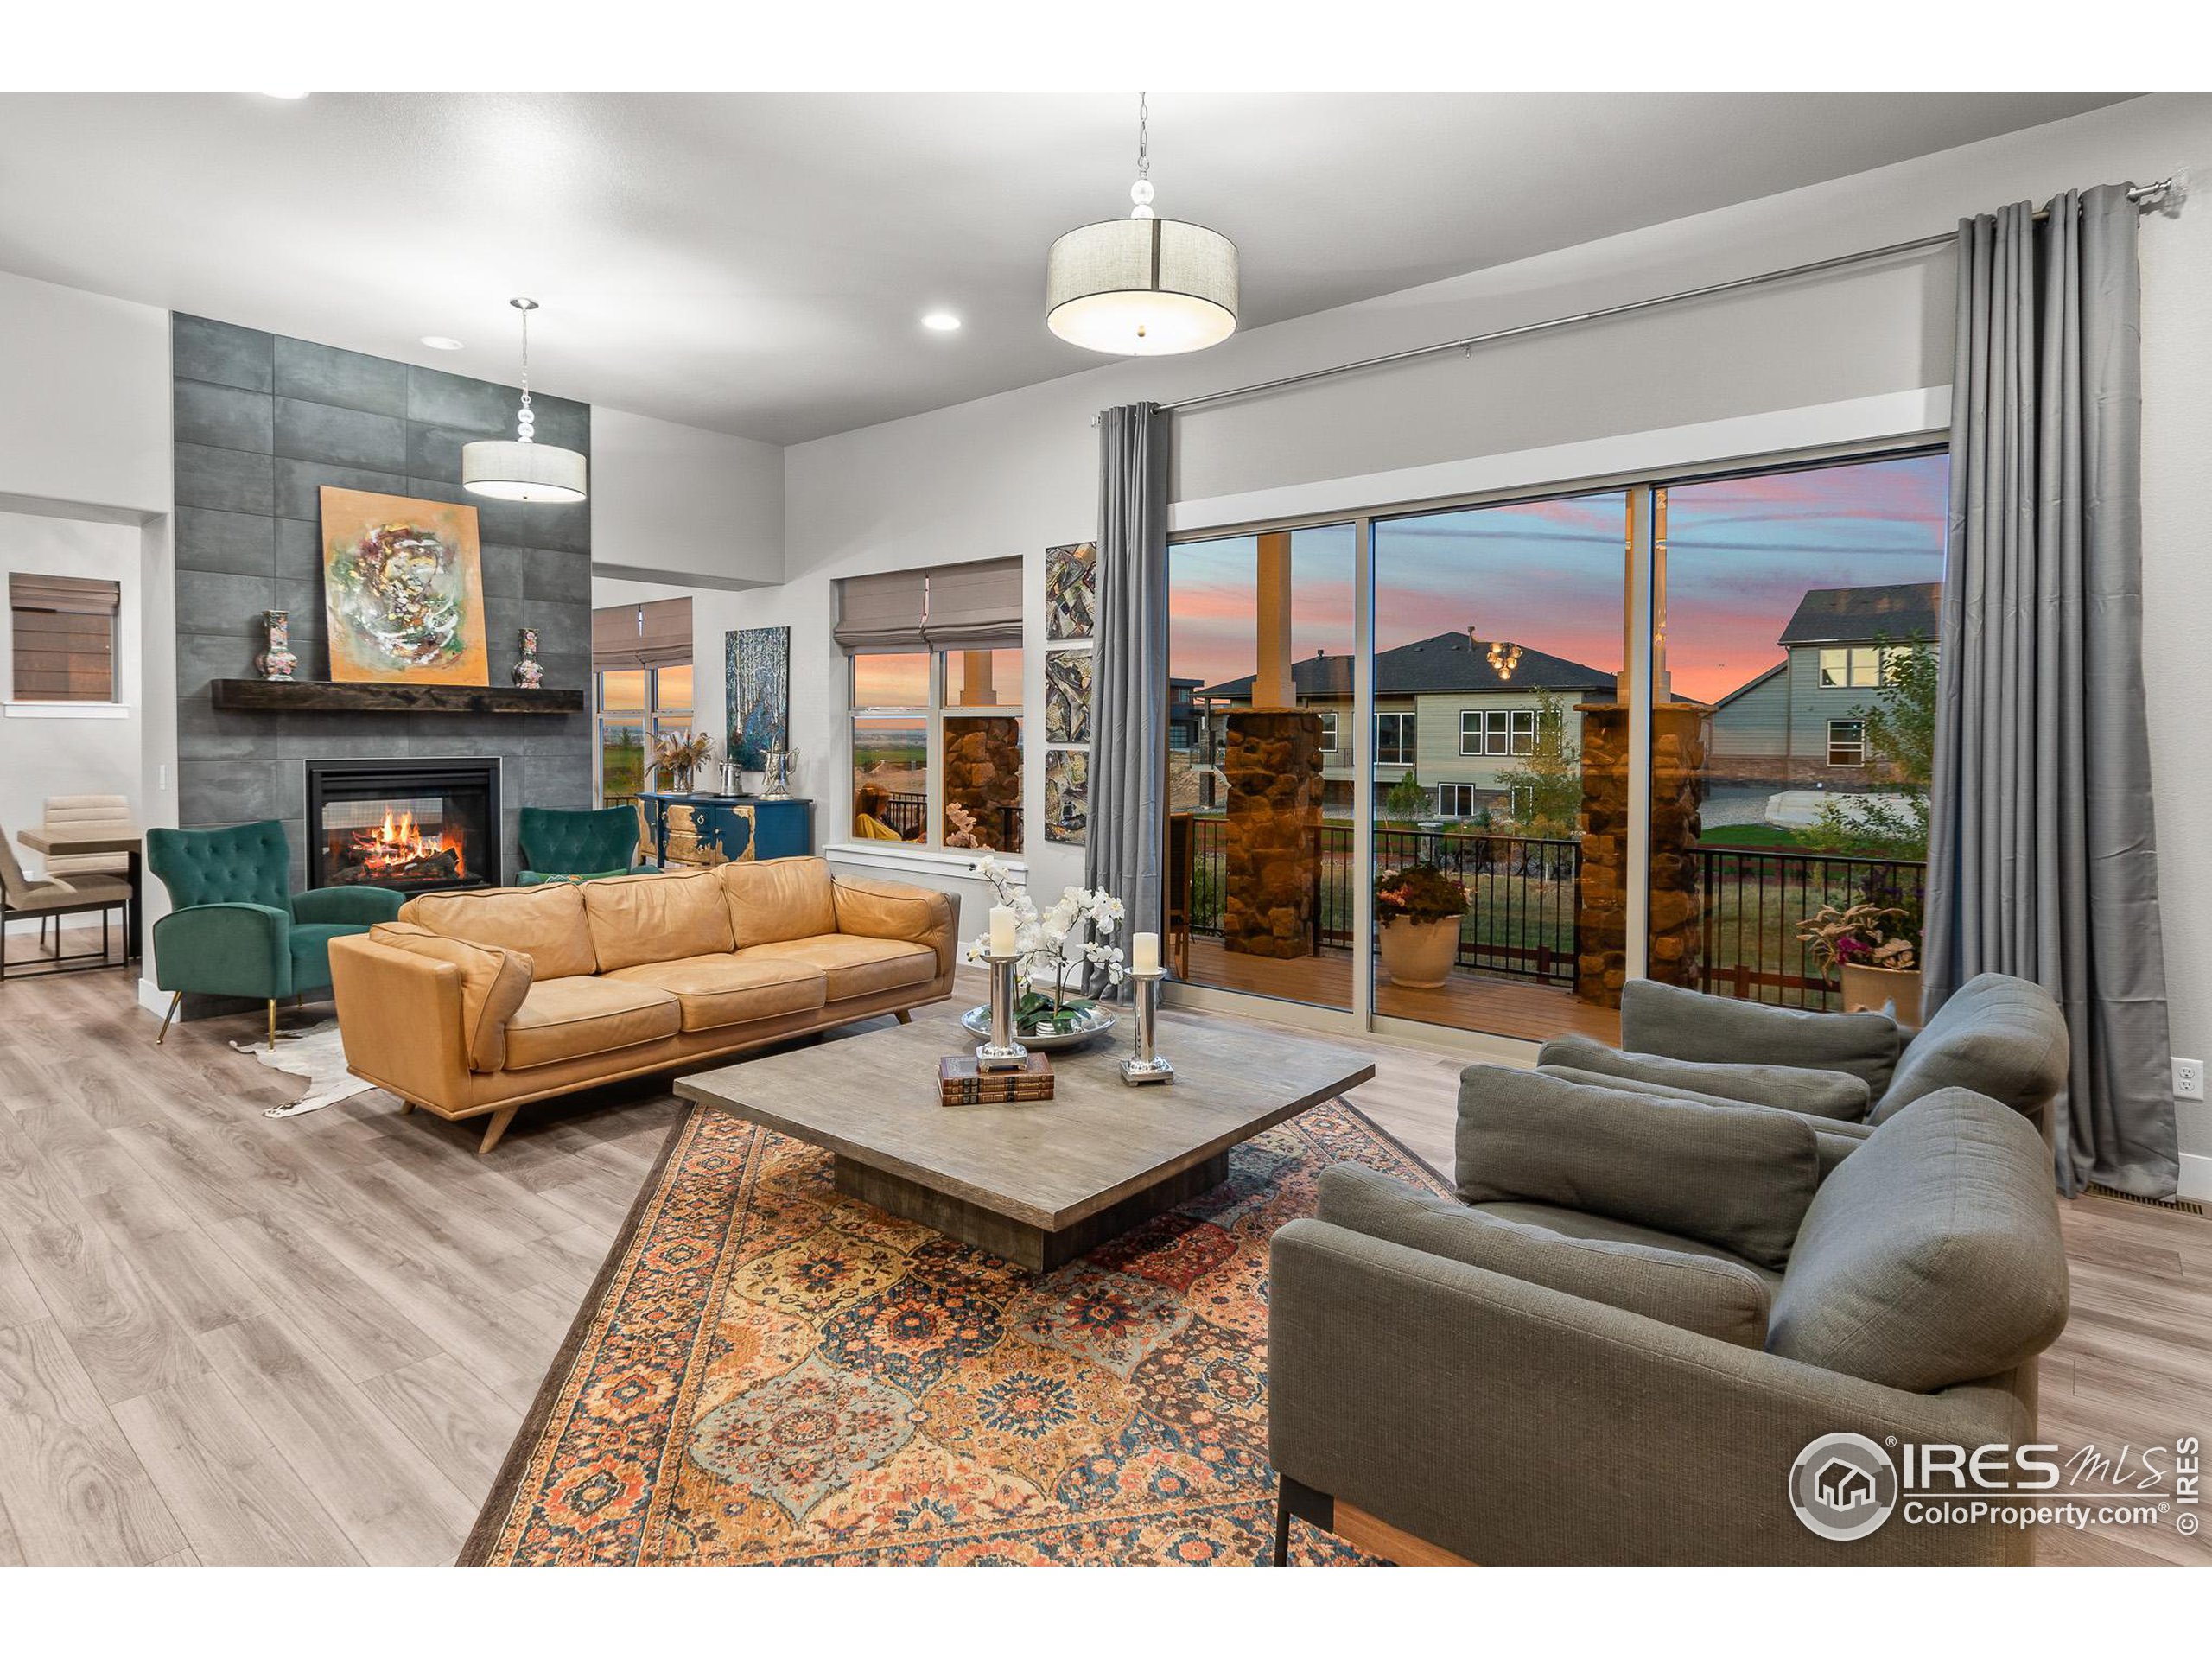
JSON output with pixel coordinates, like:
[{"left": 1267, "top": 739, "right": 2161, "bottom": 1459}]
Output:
[
  {"left": 976, "top": 950, "right": 1029, "bottom": 1072},
  {"left": 1120, "top": 967, "right": 1175, "bottom": 1085}
]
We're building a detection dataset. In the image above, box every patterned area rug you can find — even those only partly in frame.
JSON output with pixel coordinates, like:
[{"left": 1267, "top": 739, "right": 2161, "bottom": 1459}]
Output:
[{"left": 464, "top": 1096, "right": 1446, "bottom": 1566}]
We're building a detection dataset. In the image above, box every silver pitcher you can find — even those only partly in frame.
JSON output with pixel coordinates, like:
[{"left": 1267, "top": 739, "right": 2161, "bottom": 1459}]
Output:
[{"left": 761, "top": 747, "right": 797, "bottom": 801}]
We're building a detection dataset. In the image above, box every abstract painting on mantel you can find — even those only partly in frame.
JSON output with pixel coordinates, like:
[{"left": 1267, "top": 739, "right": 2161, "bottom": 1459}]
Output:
[
  {"left": 321, "top": 486, "right": 489, "bottom": 684},
  {"left": 727, "top": 626, "right": 791, "bottom": 768},
  {"left": 1046, "top": 540, "right": 1096, "bottom": 641},
  {"left": 1045, "top": 749, "right": 1089, "bottom": 844}
]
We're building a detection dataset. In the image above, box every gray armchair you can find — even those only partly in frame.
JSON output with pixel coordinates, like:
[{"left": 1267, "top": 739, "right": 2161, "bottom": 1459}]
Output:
[{"left": 1268, "top": 1071, "right": 2069, "bottom": 1566}]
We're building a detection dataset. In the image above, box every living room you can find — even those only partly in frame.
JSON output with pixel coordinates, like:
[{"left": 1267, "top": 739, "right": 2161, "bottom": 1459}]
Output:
[{"left": 2, "top": 17, "right": 2209, "bottom": 1641}]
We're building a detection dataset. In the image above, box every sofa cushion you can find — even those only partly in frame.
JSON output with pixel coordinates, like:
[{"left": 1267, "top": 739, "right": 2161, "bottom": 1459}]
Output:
[
  {"left": 504, "top": 976, "right": 680, "bottom": 1071},
  {"left": 721, "top": 857, "right": 838, "bottom": 949},
  {"left": 1768, "top": 1088, "right": 2069, "bottom": 1392},
  {"left": 368, "top": 920, "right": 533, "bottom": 1071},
  {"left": 1456, "top": 1065, "right": 1820, "bottom": 1271},
  {"left": 1319, "top": 1166, "right": 1771, "bottom": 1347},
  {"left": 1619, "top": 978, "right": 1904, "bottom": 1096},
  {"left": 1875, "top": 972, "right": 2069, "bottom": 1128},
  {"left": 1469, "top": 1200, "right": 1783, "bottom": 1295},
  {"left": 738, "top": 934, "right": 937, "bottom": 1001},
  {"left": 832, "top": 875, "right": 957, "bottom": 978},
  {"left": 398, "top": 882, "right": 597, "bottom": 981},
  {"left": 603, "top": 953, "right": 827, "bottom": 1033},
  {"left": 579, "top": 869, "right": 735, "bottom": 973},
  {"left": 1538, "top": 1033, "right": 1872, "bottom": 1122}
]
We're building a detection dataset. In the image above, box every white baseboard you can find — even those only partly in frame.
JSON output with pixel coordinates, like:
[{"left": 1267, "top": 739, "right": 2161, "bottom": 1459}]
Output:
[
  {"left": 136, "top": 976, "right": 167, "bottom": 1016},
  {"left": 2180, "top": 1153, "right": 2212, "bottom": 1205}
]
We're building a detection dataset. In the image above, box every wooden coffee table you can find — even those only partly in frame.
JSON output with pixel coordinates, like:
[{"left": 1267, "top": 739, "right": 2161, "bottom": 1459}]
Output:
[{"left": 676, "top": 1007, "right": 1376, "bottom": 1270}]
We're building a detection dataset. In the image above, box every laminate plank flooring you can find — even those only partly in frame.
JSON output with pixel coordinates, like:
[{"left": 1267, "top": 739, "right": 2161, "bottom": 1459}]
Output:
[{"left": 0, "top": 950, "right": 2206, "bottom": 1566}]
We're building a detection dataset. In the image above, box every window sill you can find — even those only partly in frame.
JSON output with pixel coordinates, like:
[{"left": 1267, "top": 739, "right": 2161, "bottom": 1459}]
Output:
[
  {"left": 823, "top": 841, "right": 1027, "bottom": 881},
  {"left": 3, "top": 701, "right": 130, "bottom": 720}
]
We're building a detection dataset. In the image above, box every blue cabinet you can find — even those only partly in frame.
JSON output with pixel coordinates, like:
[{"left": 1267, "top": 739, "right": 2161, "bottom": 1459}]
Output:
[{"left": 642, "top": 794, "right": 814, "bottom": 868}]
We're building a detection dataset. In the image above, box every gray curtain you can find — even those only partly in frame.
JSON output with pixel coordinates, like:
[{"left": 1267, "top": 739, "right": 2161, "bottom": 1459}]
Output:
[
  {"left": 1083, "top": 403, "right": 1170, "bottom": 995},
  {"left": 1924, "top": 185, "right": 2177, "bottom": 1198}
]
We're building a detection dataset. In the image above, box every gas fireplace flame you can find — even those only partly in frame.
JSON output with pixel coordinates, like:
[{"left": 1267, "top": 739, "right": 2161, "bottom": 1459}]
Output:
[{"left": 347, "top": 807, "right": 463, "bottom": 880}]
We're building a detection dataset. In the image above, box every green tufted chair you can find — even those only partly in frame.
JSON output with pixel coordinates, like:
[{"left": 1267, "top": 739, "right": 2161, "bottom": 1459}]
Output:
[
  {"left": 146, "top": 820, "right": 404, "bottom": 1048},
  {"left": 516, "top": 804, "right": 651, "bottom": 885}
]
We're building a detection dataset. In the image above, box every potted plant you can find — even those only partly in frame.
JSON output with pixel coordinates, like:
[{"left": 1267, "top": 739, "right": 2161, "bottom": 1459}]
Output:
[
  {"left": 1795, "top": 900, "right": 1923, "bottom": 1023},
  {"left": 959, "top": 855, "right": 1129, "bottom": 1042},
  {"left": 1374, "top": 862, "right": 1469, "bottom": 988},
  {"left": 651, "top": 730, "right": 715, "bottom": 795}
]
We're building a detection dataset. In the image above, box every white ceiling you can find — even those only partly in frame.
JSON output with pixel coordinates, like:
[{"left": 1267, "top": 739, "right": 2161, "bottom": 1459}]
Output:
[{"left": 0, "top": 92, "right": 2127, "bottom": 446}]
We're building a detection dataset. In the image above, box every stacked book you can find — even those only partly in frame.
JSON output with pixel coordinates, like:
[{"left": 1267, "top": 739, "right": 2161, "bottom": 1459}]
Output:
[{"left": 938, "top": 1053, "right": 1054, "bottom": 1105}]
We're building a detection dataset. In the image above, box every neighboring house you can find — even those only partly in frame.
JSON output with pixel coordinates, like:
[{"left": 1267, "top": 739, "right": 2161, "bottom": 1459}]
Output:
[
  {"left": 1192, "top": 632, "right": 1616, "bottom": 817},
  {"left": 1707, "top": 582, "right": 1939, "bottom": 787}
]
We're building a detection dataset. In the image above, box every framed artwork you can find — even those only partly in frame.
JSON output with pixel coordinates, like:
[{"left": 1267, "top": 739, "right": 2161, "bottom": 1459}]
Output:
[
  {"left": 1045, "top": 749, "right": 1090, "bottom": 844},
  {"left": 1044, "top": 648, "right": 1093, "bottom": 745},
  {"left": 320, "top": 487, "right": 489, "bottom": 684},
  {"left": 726, "top": 625, "right": 791, "bottom": 768},
  {"left": 1045, "top": 540, "right": 1096, "bottom": 641}
]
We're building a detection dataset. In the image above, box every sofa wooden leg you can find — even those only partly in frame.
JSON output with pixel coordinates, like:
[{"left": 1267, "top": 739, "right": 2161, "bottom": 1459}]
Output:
[
  {"left": 477, "top": 1105, "right": 520, "bottom": 1155},
  {"left": 397, "top": 1100, "right": 416, "bottom": 1116},
  {"left": 155, "top": 990, "right": 181, "bottom": 1046},
  {"left": 893, "top": 1008, "right": 912, "bottom": 1025}
]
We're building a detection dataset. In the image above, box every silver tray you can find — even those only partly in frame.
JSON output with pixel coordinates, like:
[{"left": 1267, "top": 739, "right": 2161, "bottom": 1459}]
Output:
[{"left": 959, "top": 1004, "right": 1118, "bottom": 1052}]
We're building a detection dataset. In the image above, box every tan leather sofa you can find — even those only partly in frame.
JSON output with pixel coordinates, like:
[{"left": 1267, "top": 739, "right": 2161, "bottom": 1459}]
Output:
[{"left": 327, "top": 857, "right": 959, "bottom": 1152}]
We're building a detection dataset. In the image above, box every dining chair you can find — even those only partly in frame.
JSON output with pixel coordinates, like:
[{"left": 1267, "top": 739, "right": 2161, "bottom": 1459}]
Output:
[{"left": 1, "top": 827, "right": 131, "bottom": 978}]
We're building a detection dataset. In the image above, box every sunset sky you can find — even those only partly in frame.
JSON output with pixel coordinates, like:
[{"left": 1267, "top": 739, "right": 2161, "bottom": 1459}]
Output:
[{"left": 1169, "top": 453, "right": 1948, "bottom": 704}]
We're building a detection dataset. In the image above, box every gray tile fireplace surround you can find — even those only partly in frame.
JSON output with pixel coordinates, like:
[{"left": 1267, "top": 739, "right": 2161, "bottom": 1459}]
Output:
[{"left": 170, "top": 314, "right": 595, "bottom": 892}]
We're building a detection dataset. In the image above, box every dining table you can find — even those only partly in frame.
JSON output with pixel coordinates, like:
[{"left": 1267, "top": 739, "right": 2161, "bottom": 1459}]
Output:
[{"left": 16, "top": 824, "right": 144, "bottom": 962}]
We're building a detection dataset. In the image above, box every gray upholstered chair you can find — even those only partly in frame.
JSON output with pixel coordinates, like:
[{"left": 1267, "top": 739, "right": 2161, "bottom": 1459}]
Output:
[
  {"left": 1535, "top": 973, "right": 2069, "bottom": 1150},
  {"left": 1268, "top": 1070, "right": 2069, "bottom": 1566}
]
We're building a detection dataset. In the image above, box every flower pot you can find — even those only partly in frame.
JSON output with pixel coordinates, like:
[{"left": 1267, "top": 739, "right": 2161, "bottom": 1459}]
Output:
[
  {"left": 1379, "top": 915, "right": 1462, "bottom": 988},
  {"left": 1840, "top": 963, "right": 1923, "bottom": 1025}
]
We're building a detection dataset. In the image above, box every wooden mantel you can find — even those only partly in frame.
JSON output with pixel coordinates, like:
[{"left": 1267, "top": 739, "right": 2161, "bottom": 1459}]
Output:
[{"left": 208, "top": 679, "right": 586, "bottom": 715}]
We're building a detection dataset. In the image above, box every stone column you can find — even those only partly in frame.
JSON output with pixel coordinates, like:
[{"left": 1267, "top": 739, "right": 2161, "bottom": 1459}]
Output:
[
  {"left": 1223, "top": 708, "right": 1323, "bottom": 959},
  {"left": 1574, "top": 702, "right": 1712, "bottom": 1007},
  {"left": 944, "top": 715, "right": 1023, "bottom": 853}
]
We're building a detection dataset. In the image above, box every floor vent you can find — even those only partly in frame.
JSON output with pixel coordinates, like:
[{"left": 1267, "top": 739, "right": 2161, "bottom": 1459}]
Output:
[{"left": 2084, "top": 1183, "right": 2206, "bottom": 1217}]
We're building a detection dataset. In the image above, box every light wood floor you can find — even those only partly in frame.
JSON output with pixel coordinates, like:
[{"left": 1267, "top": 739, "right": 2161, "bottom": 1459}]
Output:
[{"left": 0, "top": 940, "right": 2204, "bottom": 1566}]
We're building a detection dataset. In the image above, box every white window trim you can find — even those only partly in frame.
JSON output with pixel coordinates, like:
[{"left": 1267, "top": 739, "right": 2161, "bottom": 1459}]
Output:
[
  {"left": 3, "top": 700, "right": 130, "bottom": 719},
  {"left": 849, "top": 649, "right": 1025, "bottom": 856},
  {"left": 1316, "top": 710, "right": 1338, "bottom": 753},
  {"left": 1827, "top": 718, "right": 1867, "bottom": 766}
]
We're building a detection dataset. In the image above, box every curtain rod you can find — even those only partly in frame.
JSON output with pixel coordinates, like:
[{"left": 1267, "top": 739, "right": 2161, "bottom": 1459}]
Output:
[{"left": 1148, "top": 178, "right": 2177, "bottom": 417}]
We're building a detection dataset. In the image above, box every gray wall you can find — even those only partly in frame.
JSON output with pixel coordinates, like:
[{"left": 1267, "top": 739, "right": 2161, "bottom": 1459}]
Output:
[{"left": 169, "top": 314, "right": 594, "bottom": 889}]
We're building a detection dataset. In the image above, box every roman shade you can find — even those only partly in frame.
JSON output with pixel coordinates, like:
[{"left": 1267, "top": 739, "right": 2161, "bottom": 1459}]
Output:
[
  {"left": 10, "top": 574, "right": 121, "bottom": 615},
  {"left": 10, "top": 573, "right": 120, "bottom": 701},
  {"left": 833, "top": 569, "right": 929, "bottom": 653},
  {"left": 592, "top": 599, "right": 692, "bottom": 670},
  {"left": 920, "top": 557, "right": 1023, "bottom": 650}
]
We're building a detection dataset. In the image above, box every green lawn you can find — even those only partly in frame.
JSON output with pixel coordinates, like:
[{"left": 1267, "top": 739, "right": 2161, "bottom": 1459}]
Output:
[{"left": 1695, "top": 824, "right": 1812, "bottom": 849}]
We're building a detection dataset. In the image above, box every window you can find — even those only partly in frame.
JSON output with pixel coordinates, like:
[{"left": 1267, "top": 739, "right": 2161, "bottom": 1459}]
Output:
[
  {"left": 594, "top": 664, "right": 693, "bottom": 805},
  {"left": 1510, "top": 709, "right": 1537, "bottom": 756},
  {"left": 10, "top": 573, "right": 118, "bottom": 701},
  {"left": 1376, "top": 712, "right": 1417, "bottom": 765},
  {"left": 1819, "top": 645, "right": 1885, "bottom": 689},
  {"left": 849, "top": 648, "right": 1024, "bottom": 852},
  {"left": 1437, "top": 783, "right": 1479, "bottom": 817},
  {"left": 1827, "top": 720, "right": 1867, "bottom": 767},
  {"left": 1459, "top": 708, "right": 1539, "bottom": 757},
  {"left": 1316, "top": 710, "right": 1338, "bottom": 753}
]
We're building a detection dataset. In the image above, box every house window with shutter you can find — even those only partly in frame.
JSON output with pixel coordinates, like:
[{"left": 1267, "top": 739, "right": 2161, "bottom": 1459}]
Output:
[{"left": 10, "top": 574, "right": 120, "bottom": 702}]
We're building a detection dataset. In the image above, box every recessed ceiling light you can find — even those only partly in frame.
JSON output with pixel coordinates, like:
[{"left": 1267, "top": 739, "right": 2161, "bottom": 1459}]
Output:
[
  {"left": 420, "top": 335, "right": 465, "bottom": 352},
  {"left": 921, "top": 311, "right": 962, "bottom": 333},
  {"left": 260, "top": 92, "right": 312, "bottom": 99}
]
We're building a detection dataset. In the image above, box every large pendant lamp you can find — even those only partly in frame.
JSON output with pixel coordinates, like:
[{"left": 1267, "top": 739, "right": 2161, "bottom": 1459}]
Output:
[
  {"left": 461, "top": 297, "right": 588, "bottom": 504},
  {"left": 1046, "top": 93, "right": 1238, "bottom": 356}
]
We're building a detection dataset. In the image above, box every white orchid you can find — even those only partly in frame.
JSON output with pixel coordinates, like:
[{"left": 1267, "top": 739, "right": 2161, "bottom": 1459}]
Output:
[{"left": 960, "top": 862, "right": 1132, "bottom": 1030}]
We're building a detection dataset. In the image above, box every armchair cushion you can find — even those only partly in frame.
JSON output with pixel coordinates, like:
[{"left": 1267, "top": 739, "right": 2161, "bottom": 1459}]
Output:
[
  {"left": 289, "top": 885, "right": 405, "bottom": 926},
  {"left": 367, "top": 921, "right": 535, "bottom": 1071},
  {"left": 518, "top": 804, "right": 640, "bottom": 879},
  {"left": 150, "top": 900, "right": 293, "bottom": 998},
  {"left": 1538, "top": 1033, "right": 1872, "bottom": 1122},
  {"left": 1876, "top": 972, "right": 2069, "bottom": 1128},
  {"left": 288, "top": 923, "right": 355, "bottom": 995},
  {"left": 1770, "top": 1088, "right": 2068, "bottom": 1392},
  {"left": 1619, "top": 979, "right": 1904, "bottom": 1097},
  {"left": 1456, "top": 1065, "right": 1820, "bottom": 1271},
  {"left": 1319, "top": 1165, "right": 1770, "bottom": 1347}
]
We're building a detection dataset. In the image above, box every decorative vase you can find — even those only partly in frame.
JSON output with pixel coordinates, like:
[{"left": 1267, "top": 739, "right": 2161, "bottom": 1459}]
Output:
[
  {"left": 1840, "top": 963, "right": 1923, "bottom": 1026},
  {"left": 511, "top": 628, "right": 544, "bottom": 689},
  {"left": 256, "top": 609, "right": 297, "bottom": 682},
  {"left": 1379, "top": 915, "right": 1461, "bottom": 988},
  {"left": 762, "top": 747, "right": 796, "bottom": 801}
]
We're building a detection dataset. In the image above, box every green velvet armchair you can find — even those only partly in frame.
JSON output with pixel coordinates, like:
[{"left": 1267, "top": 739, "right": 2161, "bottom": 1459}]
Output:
[
  {"left": 146, "top": 820, "right": 404, "bottom": 1047},
  {"left": 517, "top": 804, "right": 651, "bottom": 885}
]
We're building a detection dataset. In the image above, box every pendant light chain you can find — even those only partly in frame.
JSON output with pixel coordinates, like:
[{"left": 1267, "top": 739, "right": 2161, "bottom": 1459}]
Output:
[
  {"left": 1129, "top": 92, "right": 1156, "bottom": 219},
  {"left": 515, "top": 302, "right": 536, "bottom": 445}
]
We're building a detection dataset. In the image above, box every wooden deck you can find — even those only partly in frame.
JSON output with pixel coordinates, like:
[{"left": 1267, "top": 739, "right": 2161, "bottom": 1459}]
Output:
[{"left": 1181, "top": 937, "right": 1621, "bottom": 1046}]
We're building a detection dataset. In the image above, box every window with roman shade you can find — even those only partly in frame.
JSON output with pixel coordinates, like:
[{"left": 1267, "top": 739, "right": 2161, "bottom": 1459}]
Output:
[
  {"left": 919, "top": 557, "right": 1022, "bottom": 650},
  {"left": 10, "top": 573, "right": 120, "bottom": 702},
  {"left": 833, "top": 569, "right": 928, "bottom": 652}
]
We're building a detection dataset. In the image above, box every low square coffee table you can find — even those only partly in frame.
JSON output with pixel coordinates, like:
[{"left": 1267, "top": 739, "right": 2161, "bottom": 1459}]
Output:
[{"left": 676, "top": 1007, "right": 1376, "bottom": 1270}]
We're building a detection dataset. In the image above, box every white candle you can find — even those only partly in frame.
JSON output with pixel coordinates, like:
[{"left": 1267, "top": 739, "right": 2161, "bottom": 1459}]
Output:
[
  {"left": 1132, "top": 931, "right": 1160, "bottom": 974},
  {"left": 988, "top": 906, "right": 1018, "bottom": 956}
]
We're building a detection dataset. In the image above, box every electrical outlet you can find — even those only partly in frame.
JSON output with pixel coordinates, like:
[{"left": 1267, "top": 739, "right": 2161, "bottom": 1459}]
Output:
[{"left": 2176, "top": 1058, "right": 2206, "bottom": 1102}]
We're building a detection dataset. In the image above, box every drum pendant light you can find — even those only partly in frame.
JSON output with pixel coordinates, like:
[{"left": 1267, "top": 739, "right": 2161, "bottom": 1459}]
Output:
[
  {"left": 1046, "top": 93, "right": 1239, "bottom": 357},
  {"left": 461, "top": 298, "right": 588, "bottom": 504}
]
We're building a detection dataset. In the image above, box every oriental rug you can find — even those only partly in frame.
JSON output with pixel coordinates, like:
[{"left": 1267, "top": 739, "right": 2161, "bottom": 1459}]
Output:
[{"left": 463, "top": 1096, "right": 1445, "bottom": 1566}]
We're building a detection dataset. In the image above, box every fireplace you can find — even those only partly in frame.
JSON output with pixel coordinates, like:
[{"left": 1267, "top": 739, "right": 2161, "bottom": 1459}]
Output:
[{"left": 304, "top": 759, "right": 500, "bottom": 893}]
